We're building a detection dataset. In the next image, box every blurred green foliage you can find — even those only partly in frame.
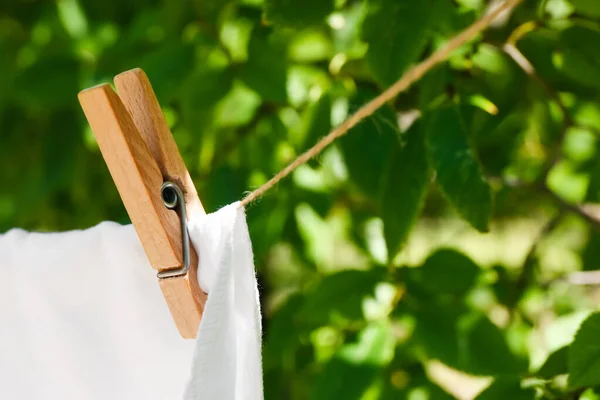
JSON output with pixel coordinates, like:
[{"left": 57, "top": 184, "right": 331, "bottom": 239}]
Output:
[{"left": 2, "top": 0, "right": 600, "bottom": 398}]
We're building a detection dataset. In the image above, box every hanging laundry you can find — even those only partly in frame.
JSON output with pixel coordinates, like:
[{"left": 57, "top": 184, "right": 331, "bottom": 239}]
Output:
[
  {"left": 185, "top": 202, "right": 263, "bottom": 400},
  {"left": 0, "top": 203, "right": 263, "bottom": 400}
]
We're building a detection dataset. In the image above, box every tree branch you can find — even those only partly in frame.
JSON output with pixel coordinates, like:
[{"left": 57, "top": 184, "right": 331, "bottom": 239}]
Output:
[
  {"left": 538, "top": 184, "right": 600, "bottom": 230},
  {"left": 496, "top": 175, "right": 600, "bottom": 230}
]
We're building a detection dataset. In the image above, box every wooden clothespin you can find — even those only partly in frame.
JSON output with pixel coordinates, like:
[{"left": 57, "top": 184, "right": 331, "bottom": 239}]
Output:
[{"left": 78, "top": 68, "right": 206, "bottom": 338}]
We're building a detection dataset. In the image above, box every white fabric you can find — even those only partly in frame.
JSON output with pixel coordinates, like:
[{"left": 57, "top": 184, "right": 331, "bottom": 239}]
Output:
[
  {"left": 185, "top": 202, "right": 263, "bottom": 400},
  {"left": 0, "top": 202, "right": 263, "bottom": 400}
]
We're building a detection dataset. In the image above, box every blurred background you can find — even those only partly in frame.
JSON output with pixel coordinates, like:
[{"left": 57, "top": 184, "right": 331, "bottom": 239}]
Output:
[{"left": 2, "top": 0, "right": 600, "bottom": 398}]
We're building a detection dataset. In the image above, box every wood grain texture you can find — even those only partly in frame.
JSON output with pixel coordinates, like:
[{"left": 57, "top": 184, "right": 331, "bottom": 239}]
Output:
[
  {"left": 78, "top": 85, "right": 182, "bottom": 270},
  {"left": 78, "top": 73, "right": 207, "bottom": 338},
  {"left": 115, "top": 69, "right": 205, "bottom": 218},
  {"left": 158, "top": 264, "right": 206, "bottom": 338}
]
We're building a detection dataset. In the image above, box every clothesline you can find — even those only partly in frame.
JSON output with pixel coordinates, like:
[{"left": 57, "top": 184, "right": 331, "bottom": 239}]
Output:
[{"left": 239, "top": 0, "right": 523, "bottom": 208}]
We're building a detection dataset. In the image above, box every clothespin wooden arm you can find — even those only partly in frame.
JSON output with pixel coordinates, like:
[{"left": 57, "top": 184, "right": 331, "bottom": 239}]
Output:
[
  {"left": 78, "top": 69, "right": 206, "bottom": 339},
  {"left": 114, "top": 70, "right": 205, "bottom": 218}
]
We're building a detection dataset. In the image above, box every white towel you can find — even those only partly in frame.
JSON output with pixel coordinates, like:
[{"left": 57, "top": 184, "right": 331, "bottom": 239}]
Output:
[
  {"left": 185, "top": 202, "right": 263, "bottom": 400},
  {"left": 0, "top": 203, "right": 263, "bottom": 399}
]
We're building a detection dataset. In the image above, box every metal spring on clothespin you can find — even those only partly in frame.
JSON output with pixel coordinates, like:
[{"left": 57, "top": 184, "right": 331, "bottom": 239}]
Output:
[{"left": 157, "top": 182, "right": 191, "bottom": 279}]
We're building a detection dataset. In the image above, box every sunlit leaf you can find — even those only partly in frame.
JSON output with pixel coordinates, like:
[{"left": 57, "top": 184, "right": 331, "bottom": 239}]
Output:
[
  {"left": 57, "top": 0, "right": 88, "bottom": 38},
  {"left": 580, "top": 389, "right": 600, "bottom": 400},
  {"left": 535, "top": 346, "right": 569, "bottom": 379},
  {"left": 313, "top": 322, "right": 394, "bottom": 399},
  {"left": 568, "top": 312, "right": 600, "bottom": 388}
]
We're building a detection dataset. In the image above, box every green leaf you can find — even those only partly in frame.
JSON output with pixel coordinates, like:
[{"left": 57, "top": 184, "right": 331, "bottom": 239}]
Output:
[
  {"left": 213, "top": 81, "right": 262, "bottom": 128},
  {"left": 536, "top": 346, "right": 569, "bottom": 379},
  {"left": 380, "top": 122, "right": 431, "bottom": 261},
  {"left": 582, "top": 231, "right": 600, "bottom": 271},
  {"left": 410, "top": 249, "right": 480, "bottom": 296},
  {"left": 41, "top": 116, "right": 79, "bottom": 194},
  {"left": 313, "top": 322, "right": 394, "bottom": 399},
  {"left": 246, "top": 194, "right": 291, "bottom": 260},
  {"left": 202, "top": 166, "right": 249, "bottom": 210},
  {"left": 339, "top": 89, "right": 398, "bottom": 197},
  {"left": 580, "top": 388, "right": 600, "bottom": 400},
  {"left": 340, "top": 321, "right": 395, "bottom": 365},
  {"left": 547, "top": 311, "right": 592, "bottom": 352},
  {"left": 297, "top": 93, "right": 332, "bottom": 152},
  {"left": 461, "top": 314, "right": 527, "bottom": 376},
  {"left": 414, "top": 307, "right": 525, "bottom": 376},
  {"left": 516, "top": 30, "right": 565, "bottom": 88},
  {"left": 475, "top": 111, "right": 525, "bottom": 176},
  {"left": 426, "top": 104, "right": 492, "bottom": 232},
  {"left": 263, "top": 294, "right": 306, "bottom": 368},
  {"left": 314, "top": 359, "right": 375, "bottom": 400},
  {"left": 414, "top": 306, "right": 461, "bottom": 367},
  {"left": 558, "top": 26, "right": 600, "bottom": 91},
  {"left": 181, "top": 65, "right": 235, "bottom": 130},
  {"left": 264, "top": 0, "right": 334, "bottom": 28},
  {"left": 475, "top": 380, "right": 535, "bottom": 400},
  {"left": 586, "top": 156, "right": 600, "bottom": 203},
  {"left": 15, "top": 56, "right": 79, "bottom": 108},
  {"left": 183, "top": 66, "right": 235, "bottom": 110},
  {"left": 289, "top": 30, "right": 333, "bottom": 63},
  {"left": 381, "top": 364, "right": 456, "bottom": 399},
  {"left": 568, "top": 312, "right": 600, "bottom": 388},
  {"left": 297, "top": 269, "right": 385, "bottom": 324},
  {"left": 239, "top": 28, "right": 288, "bottom": 103},
  {"left": 430, "top": 0, "right": 475, "bottom": 35},
  {"left": 331, "top": 2, "right": 367, "bottom": 55},
  {"left": 140, "top": 42, "right": 194, "bottom": 102},
  {"left": 193, "top": 0, "right": 231, "bottom": 20},
  {"left": 57, "top": 0, "right": 88, "bottom": 38},
  {"left": 571, "top": 0, "right": 600, "bottom": 17},
  {"left": 361, "top": 0, "right": 433, "bottom": 87},
  {"left": 470, "top": 43, "right": 526, "bottom": 112},
  {"left": 419, "top": 66, "right": 448, "bottom": 111},
  {"left": 457, "top": 44, "right": 526, "bottom": 148}
]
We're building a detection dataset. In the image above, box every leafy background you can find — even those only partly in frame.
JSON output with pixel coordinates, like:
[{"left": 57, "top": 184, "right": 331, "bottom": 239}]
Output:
[{"left": 2, "top": 0, "right": 600, "bottom": 398}]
